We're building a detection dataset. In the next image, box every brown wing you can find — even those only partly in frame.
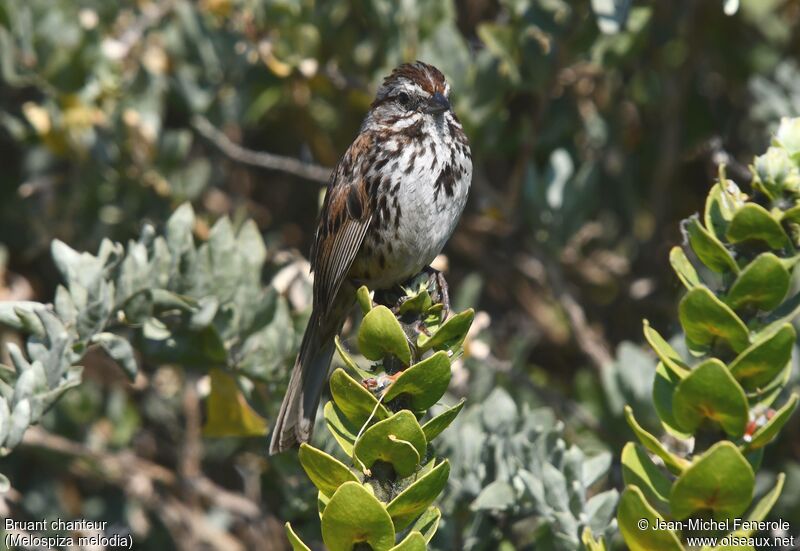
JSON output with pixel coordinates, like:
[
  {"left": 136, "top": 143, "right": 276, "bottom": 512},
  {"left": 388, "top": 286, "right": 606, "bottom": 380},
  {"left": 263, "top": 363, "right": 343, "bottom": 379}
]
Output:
[{"left": 309, "top": 133, "right": 373, "bottom": 317}]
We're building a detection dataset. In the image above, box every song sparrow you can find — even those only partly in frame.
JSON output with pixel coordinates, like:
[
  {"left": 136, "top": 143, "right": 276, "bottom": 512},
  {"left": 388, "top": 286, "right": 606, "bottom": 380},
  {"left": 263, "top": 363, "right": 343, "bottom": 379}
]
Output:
[{"left": 269, "top": 61, "right": 472, "bottom": 454}]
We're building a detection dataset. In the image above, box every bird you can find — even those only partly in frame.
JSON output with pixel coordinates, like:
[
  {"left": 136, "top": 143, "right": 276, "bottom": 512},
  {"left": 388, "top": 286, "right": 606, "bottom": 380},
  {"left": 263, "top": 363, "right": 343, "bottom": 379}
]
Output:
[{"left": 269, "top": 61, "right": 472, "bottom": 454}]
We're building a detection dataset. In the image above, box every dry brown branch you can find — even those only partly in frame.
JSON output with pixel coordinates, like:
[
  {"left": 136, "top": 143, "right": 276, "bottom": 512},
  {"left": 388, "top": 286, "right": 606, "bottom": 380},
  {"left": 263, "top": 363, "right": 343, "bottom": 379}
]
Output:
[
  {"left": 544, "top": 260, "right": 614, "bottom": 370},
  {"left": 20, "top": 426, "right": 286, "bottom": 550},
  {"left": 191, "top": 115, "right": 331, "bottom": 183}
]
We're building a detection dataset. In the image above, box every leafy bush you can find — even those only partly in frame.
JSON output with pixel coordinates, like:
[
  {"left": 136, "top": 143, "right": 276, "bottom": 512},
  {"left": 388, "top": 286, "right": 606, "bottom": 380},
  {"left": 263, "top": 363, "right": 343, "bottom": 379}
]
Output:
[
  {"left": 286, "top": 280, "right": 473, "bottom": 550},
  {"left": 438, "top": 387, "right": 617, "bottom": 550},
  {"left": 618, "top": 117, "right": 800, "bottom": 550},
  {"left": 0, "top": 203, "right": 298, "bottom": 483}
]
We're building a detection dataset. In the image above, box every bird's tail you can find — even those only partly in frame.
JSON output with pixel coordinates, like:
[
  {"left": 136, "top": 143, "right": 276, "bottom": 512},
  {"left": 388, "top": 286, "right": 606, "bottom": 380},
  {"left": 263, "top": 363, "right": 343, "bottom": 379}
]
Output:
[{"left": 269, "top": 309, "right": 335, "bottom": 455}]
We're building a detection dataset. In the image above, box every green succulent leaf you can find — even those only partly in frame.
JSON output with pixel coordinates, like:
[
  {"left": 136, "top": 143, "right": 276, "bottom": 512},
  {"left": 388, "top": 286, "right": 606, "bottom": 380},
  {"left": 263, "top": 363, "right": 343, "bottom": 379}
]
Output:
[
  {"left": 725, "top": 253, "right": 790, "bottom": 311},
  {"left": 329, "top": 368, "right": 389, "bottom": 427},
  {"left": 669, "top": 246, "right": 701, "bottom": 289},
  {"left": 624, "top": 405, "right": 689, "bottom": 474},
  {"left": 285, "top": 523, "right": 312, "bottom": 551},
  {"left": 298, "top": 443, "right": 360, "bottom": 498},
  {"left": 760, "top": 291, "right": 800, "bottom": 336},
  {"left": 618, "top": 485, "right": 683, "bottom": 551},
  {"left": 782, "top": 204, "right": 800, "bottom": 224},
  {"left": 685, "top": 217, "right": 739, "bottom": 273},
  {"left": 389, "top": 532, "right": 427, "bottom": 551},
  {"left": 736, "top": 473, "right": 785, "bottom": 536},
  {"left": 383, "top": 351, "right": 451, "bottom": 410},
  {"left": 354, "top": 411, "right": 426, "bottom": 478},
  {"left": 417, "top": 309, "right": 474, "bottom": 352},
  {"left": 704, "top": 182, "right": 736, "bottom": 238},
  {"left": 643, "top": 320, "right": 689, "bottom": 378},
  {"left": 679, "top": 287, "right": 750, "bottom": 354},
  {"left": 422, "top": 399, "right": 465, "bottom": 442},
  {"left": 670, "top": 441, "right": 754, "bottom": 520},
  {"left": 321, "top": 481, "right": 395, "bottom": 551},
  {"left": 358, "top": 306, "right": 411, "bottom": 365},
  {"left": 745, "top": 393, "right": 799, "bottom": 450},
  {"left": 324, "top": 401, "right": 359, "bottom": 456},
  {"left": 409, "top": 507, "right": 441, "bottom": 543},
  {"left": 398, "top": 288, "right": 433, "bottom": 315},
  {"left": 334, "top": 336, "right": 373, "bottom": 380},
  {"left": 727, "top": 203, "right": 792, "bottom": 250},
  {"left": 357, "top": 286, "right": 373, "bottom": 315},
  {"left": 672, "top": 358, "right": 749, "bottom": 437},
  {"left": 386, "top": 460, "right": 450, "bottom": 531},
  {"left": 729, "top": 324, "right": 795, "bottom": 390},
  {"left": 621, "top": 443, "right": 671, "bottom": 513},
  {"left": 653, "top": 362, "right": 692, "bottom": 438}
]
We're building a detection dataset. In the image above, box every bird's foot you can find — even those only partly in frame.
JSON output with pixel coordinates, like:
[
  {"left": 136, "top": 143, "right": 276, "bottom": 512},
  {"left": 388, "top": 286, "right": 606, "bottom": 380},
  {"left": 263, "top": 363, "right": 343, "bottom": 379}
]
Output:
[{"left": 422, "top": 266, "right": 450, "bottom": 319}]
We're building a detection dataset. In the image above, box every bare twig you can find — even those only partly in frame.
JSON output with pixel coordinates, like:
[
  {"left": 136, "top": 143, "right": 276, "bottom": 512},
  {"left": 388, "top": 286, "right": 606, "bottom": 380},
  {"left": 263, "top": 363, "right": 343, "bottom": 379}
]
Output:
[
  {"left": 534, "top": 257, "right": 614, "bottom": 371},
  {"left": 191, "top": 115, "right": 331, "bottom": 183},
  {"left": 22, "top": 426, "right": 262, "bottom": 518}
]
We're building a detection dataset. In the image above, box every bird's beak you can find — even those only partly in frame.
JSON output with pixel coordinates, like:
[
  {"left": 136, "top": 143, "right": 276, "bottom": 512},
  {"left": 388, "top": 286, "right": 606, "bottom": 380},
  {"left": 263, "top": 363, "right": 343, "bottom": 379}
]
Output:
[{"left": 424, "top": 92, "right": 450, "bottom": 115}]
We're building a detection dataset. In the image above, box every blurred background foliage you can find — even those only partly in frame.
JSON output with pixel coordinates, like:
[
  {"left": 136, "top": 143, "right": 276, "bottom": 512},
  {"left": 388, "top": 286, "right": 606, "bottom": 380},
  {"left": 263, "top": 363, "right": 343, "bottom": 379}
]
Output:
[{"left": 0, "top": 0, "right": 799, "bottom": 549}]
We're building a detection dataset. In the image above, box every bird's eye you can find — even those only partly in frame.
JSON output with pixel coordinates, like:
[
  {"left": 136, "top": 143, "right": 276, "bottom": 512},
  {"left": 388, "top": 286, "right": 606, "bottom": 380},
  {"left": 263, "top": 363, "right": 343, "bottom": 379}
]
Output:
[{"left": 397, "top": 92, "right": 410, "bottom": 105}]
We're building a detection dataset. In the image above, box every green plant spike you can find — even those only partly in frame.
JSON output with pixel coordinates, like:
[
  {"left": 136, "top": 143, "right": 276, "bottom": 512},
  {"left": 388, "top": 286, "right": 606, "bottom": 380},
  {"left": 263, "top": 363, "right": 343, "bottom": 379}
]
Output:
[
  {"left": 726, "top": 203, "right": 792, "bottom": 250},
  {"left": 298, "top": 443, "right": 360, "bottom": 498},
  {"left": 670, "top": 441, "right": 754, "bottom": 520},
  {"left": 386, "top": 460, "right": 450, "bottom": 531},
  {"left": 353, "top": 411, "right": 427, "bottom": 478},
  {"left": 725, "top": 253, "right": 790, "bottom": 312},
  {"left": 285, "top": 522, "right": 312, "bottom": 551},
  {"left": 669, "top": 246, "right": 701, "bottom": 290},
  {"left": 671, "top": 358, "right": 749, "bottom": 438},
  {"left": 685, "top": 217, "right": 739, "bottom": 273},
  {"left": 679, "top": 287, "right": 750, "bottom": 354},
  {"left": 618, "top": 485, "right": 683, "bottom": 551},
  {"left": 621, "top": 442, "right": 672, "bottom": 514},
  {"left": 321, "top": 481, "right": 396, "bottom": 551},
  {"left": 728, "top": 324, "right": 795, "bottom": 390},
  {"left": 383, "top": 351, "right": 452, "bottom": 410},
  {"left": 359, "top": 305, "right": 412, "bottom": 365}
]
